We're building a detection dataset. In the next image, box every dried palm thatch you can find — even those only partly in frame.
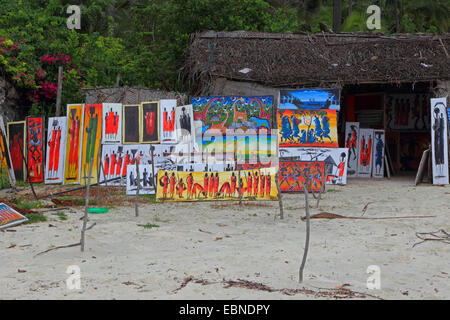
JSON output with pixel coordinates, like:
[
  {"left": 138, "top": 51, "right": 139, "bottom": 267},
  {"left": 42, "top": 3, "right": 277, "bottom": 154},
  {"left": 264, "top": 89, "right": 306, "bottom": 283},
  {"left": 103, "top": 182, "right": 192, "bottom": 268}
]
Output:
[{"left": 185, "top": 30, "right": 450, "bottom": 92}]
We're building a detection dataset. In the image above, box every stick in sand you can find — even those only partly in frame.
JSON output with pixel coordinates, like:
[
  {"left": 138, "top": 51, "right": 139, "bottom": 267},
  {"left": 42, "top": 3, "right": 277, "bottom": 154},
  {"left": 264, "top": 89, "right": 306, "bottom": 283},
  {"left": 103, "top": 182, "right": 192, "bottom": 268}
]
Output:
[
  {"left": 18, "top": 140, "right": 38, "bottom": 201},
  {"left": 275, "top": 171, "right": 284, "bottom": 219},
  {"left": 135, "top": 161, "right": 140, "bottom": 217},
  {"left": 97, "top": 145, "right": 102, "bottom": 205},
  {"left": 81, "top": 157, "right": 94, "bottom": 252},
  {"left": 298, "top": 163, "right": 312, "bottom": 283}
]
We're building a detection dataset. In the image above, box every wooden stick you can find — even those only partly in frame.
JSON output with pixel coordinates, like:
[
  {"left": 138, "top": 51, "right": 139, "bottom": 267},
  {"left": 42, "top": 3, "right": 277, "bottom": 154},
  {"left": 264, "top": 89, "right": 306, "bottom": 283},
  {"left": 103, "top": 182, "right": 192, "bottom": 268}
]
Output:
[
  {"left": 315, "top": 163, "right": 329, "bottom": 208},
  {"left": 80, "top": 157, "right": 94, "bottom": 252},
  {"left": 55, "top": 66, "right": 63, "bottom": 116},
  {"left": 97, "top": 145, "right": 102, "bottom": 205},
  {"left": 135, "top": 161, "right": 140, "bottom": 217},
  {"left": 275, "top": 171, "right": 284, "bottom": 219},
  {"left": 384, "top": 155, "right": 391, "bottom": 179},
  {"left": 299, "top": 164, "right": 311, "bottom": 283},
  {"left": 18, "top": 139, "right": 38, "bottom": 201}
]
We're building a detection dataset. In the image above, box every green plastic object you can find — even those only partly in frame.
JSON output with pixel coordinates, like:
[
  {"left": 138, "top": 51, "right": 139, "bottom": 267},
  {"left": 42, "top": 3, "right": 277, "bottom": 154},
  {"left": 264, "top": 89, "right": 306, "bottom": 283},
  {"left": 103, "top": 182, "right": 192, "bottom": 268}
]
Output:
[{"left": 88, "top": 208, "right": 109, "bottom": 214}]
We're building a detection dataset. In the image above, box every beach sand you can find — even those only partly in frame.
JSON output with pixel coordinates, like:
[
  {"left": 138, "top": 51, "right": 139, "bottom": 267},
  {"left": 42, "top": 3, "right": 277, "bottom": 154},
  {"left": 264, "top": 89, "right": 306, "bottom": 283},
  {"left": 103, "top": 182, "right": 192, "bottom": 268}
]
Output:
[{"left": 1, "top": 176, "right": 449, "bottom": 300}]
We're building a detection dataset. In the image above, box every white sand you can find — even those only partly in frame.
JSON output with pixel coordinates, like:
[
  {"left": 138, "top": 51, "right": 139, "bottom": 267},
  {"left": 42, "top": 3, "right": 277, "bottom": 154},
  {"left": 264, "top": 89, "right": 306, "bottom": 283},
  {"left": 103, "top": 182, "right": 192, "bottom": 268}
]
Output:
[{"left": 1, "top": 177, "right": 449, "bottom": 300}]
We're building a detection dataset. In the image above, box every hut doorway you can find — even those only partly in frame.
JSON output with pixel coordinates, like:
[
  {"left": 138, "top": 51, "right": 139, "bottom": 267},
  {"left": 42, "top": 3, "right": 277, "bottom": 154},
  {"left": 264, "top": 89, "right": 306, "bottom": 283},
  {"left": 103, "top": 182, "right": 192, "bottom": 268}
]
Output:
[{"left": 341, "top": 82, "right": 433, "bottom": 178}]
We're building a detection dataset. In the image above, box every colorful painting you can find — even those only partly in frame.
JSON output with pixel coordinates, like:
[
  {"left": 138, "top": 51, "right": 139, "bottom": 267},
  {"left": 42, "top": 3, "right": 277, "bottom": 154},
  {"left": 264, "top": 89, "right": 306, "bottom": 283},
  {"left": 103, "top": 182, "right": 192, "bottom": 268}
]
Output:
[
  {"left": 430, "top": 98, "right": 449, "bottom": 185},
  {"left": 26, "top": 116, "right": 44, "bottom": 183},
  {"left": 236, "top": 161, "right": 273, "bottom": 171},
  {"left": 0, "top": 203, "right": 28, "bottom": 229},
  {"left": 372, "top": 130, "right": 385, "bottom": 178},
  {"left": 386, "top": 94, "right": 431, "bottom": 130},
  {"left": 279, "top": 147, "right": 348, "bottom": 185},
  {"left": 123, "top": 104, "right": 140, "bottom": 144},
  {"left": 80, "top": 104, "right": 102, "bottom": 185},
  {"left": 45, "top": 117, "right": 67, "bottom": 184},
  {"left": 201, "top": 133, "right": 278, "bottom": 162},
  {"left": 344, "top": 122, "right": 360, "bottom": 177},
  {"left": 126, "top": 164, "right": 156, "bottom": 195},
  {"left": 278, "top": 109, "right": 338, "bottom": 148},
  {"left": 279, "top": 161, "right": 325, "bottom": 192},
  {"left": 192, "top": 96, "right": 273, "bottom": 136},
  {"left": 64, "top": 104, "right": 84, "bottom": 184},
  {"left": 140, "top": 101, "right": 159, "bottom": 143},
  {"left": 156, "top": 167, "right": 278, "bottom": 202},
  {"left": 7, "top": 121, "right": 26, "bottom": 182},
  {"left": 175, "top": 104, "right": 195, "bottom": 145},
  {"left": 101, "top": 144, "right": 152, "bottom": 186},
  {"left": 102, "top": 103, "right": 122, "bottom": 144},
  {"left": 0, "top": 117, "right": 16, "bottom": 187},
  {"left": 160, "top": 99, "right": 177, "bottom": 144},
  {"left": 357, "top": 129, "right": 374, "bottom": 178},
  {"left": 279, "top": 88, "right": 340, "bottom": 110}
]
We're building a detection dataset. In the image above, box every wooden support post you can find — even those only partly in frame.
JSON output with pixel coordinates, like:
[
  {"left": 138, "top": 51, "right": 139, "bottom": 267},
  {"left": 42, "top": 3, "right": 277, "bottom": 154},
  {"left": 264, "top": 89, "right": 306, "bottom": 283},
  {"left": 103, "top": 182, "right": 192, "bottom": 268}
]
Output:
[
  {"left": 385, "top": 155, "right": 391, "bottom": 179},
  {"left": 275, "top": 171, "right": 284, "bottom": 220},
  {"left": 135, "top": 161, "right": 140, "bottom": 217},
  {"left": 55, "top": 66, "right": 63, "bottom": 117},
  {"left": 18, "top": 140, "right": 38, "bottom": 201},
  {"left": 97, "top": 145, "right": 102, "bottom": 205},
  {"left": 299, "top": 164, "right": 311, "bottom": 283},
  {"left": 81, "top": 157, "right": 94, "bottom": 252}
]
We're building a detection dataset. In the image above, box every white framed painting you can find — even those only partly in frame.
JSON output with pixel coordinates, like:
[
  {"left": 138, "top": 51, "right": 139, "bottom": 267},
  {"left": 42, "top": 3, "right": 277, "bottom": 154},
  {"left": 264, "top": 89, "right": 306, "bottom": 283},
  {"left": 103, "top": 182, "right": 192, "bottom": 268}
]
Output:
[
  {"left": 102, "top": 103, "right": 122, "bottom": 144},
  {"left": 430, "top": 97, "right": 449, "bottom": 185},
  {"left": 45, "top": 117, "right": 67, "bottom": 184}
]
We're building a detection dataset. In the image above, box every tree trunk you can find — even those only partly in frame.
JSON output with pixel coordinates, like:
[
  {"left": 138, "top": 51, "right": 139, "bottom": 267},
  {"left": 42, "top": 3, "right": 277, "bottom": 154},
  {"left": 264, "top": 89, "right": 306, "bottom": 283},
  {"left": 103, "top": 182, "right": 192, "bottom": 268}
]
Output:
[{"left": 333, "top": 0, "right": 342, "bottom": 33}]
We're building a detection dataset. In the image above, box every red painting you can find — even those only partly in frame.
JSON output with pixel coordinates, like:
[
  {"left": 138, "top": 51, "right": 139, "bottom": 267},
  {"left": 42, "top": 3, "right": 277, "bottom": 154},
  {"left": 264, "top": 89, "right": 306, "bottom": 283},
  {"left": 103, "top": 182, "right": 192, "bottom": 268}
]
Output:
[
  {"left": 26, "top": 116, "right": 45, "bottom": 183},
  {"left": 278, "top": 161, "right": 325, "bottom": 192}
]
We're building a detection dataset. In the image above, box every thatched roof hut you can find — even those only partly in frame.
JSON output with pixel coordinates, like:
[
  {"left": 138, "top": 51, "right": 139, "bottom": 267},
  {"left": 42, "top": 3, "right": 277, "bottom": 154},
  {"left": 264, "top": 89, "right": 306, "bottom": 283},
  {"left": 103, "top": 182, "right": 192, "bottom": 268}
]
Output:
[{"left": 185, "top": 30, "right": 450, "bottom": 94}]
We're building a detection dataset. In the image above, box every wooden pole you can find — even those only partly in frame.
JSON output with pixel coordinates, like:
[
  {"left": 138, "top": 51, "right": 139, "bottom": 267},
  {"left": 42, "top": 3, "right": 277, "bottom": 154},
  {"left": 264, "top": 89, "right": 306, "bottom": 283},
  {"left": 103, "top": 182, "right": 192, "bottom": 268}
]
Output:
[
  {"left": 81, "top": 157, "right": 94, "bottom": 252},
  {"left": 55, "top": 66, "right": 63, "bottom": 117},
  {"left": 275, "top": 171, "right": 284, "bottom": 220},
  {"left": 150, "top": 146, "right": 156, "bottom": 191},
  {"left": 18, "top": 139, "right": 38, "bottom": 201},
  {"left": 299, "top": 164, "right": 311, "bottom": 283},
  {"left": 135, "top": 161, "right": 140, "bottom": 217},
  {"left": 97, "top": 145, "right": 102, "bottom": 205},
  {"left": 315, "top": 163, "right": 330, "bottom": 208}
]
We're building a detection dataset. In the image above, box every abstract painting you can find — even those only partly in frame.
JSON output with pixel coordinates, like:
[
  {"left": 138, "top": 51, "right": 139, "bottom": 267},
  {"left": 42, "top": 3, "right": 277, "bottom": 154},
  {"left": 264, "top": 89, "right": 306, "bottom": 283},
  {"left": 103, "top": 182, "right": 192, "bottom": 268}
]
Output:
[
  {"left": 192, "top": 96, "right": 273, "bottom": 138},
  {"left": 160, "top": 99, "right": 177, "bottom": 144},
  {"left": 140, "top": 101, "right": 159, "bottom": 143},
  {"left": 64, "top": 104, "right": 84, "bottom": 184},
  {"left": 278, "top": 109, "right": 338, "bottom": 148},
  {"left": 279, "top": 147, "right": 348, "bottom": 185},
  {"left": 371, "top": 130, "right": 385, "bottom": 178},
  {"left": 0, "top": 203, "right": 28, "bottom": 229},
  {"left": 156, "top": 167, "right": 278, "bottom": 202},
  {"left": 123, "top": 104, "right": 140, "bottom": 144},
  {"left": 45, "top": 117, "right": 67, "bottom": 184},
  {"left": 7, "top": 121, "right": 26, "bottom": 182},
  {"left": 0, "top": 117, "right": 15, "bottom": 187},
  {"left": 102, "top": 103, "right": 122, "bottom": 144},
  {"left": 344, "top": 122, "right": 360, "bottom": 177},
  {"left": 126, "top": 164, "right": 156, "bottom": 195},
  {"left": 430, "top": 97, "right": 449, "bottom": 185},
  {"left": 357, "top": 128, "right": 374, "bottom": 178},
  {"left": 279, "top": 161, "right": 325, "bottom": 192},
  {"left": 26, "top": 115, "right": 44, "bottom": 183},
  {"left": 175, "top": 104, "right": 195, "bottom": 145},
  {"left": 279, "top": 88, "right": 340, "bottom": 110},
  {"left": 80, "top": 104, "right": 102, "bottom": 185}
]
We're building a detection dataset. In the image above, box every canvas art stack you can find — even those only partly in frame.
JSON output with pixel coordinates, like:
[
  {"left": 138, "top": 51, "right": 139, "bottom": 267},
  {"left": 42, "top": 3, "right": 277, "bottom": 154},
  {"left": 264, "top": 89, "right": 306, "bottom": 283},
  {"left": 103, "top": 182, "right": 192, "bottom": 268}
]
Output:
[{"left": 277, "top": 88, "right": 347, "bottom": 190}]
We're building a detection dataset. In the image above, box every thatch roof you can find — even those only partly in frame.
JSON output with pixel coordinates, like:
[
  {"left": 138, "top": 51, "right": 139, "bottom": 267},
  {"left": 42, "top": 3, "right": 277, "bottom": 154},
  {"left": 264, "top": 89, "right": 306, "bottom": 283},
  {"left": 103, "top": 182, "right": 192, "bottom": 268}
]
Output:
[{"left": 185, "top": 30, "right": 450, "bottom": 89}]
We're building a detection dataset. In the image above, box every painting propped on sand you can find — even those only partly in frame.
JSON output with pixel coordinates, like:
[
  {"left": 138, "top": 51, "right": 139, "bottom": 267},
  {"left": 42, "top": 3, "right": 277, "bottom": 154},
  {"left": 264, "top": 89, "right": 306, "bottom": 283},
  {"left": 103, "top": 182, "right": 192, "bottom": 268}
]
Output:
[
  {"left": 372, "top": 130, "right": 385, "bottom": 178},
  {"left": 45, "top": 117, "right": 67, "bottom": 184},
  {"left": 0, "top": 116, "right": 16, "bottom": 187},
  {"left": 430, "top": 97, "right": 449, "bottom": 185},
  {"left": 344, "top": 122, "right": 360, "bottom": 177},
  {"left": 156, "top": 167, "right": 278, "bottom": 202},
  {"left": 279, "top": 147, "right": 348, "bottom": 185},
  {"left": 7, "top": 121, "right": 26, "bottom": 182},
  {"left": 102, "top": 103, "right": 122, "bottom": 144},
  {"left": 279, "top": 161, "right": 325, "bottom": 192},
  {"left": 26, "top": 116, "right": 45, "bottom": 183},
  {"left": 64, "top": 104, "right": 84, "bottom": 184},
  {"left": 357, "top": 128, "right": 374, "bottom": 178}
]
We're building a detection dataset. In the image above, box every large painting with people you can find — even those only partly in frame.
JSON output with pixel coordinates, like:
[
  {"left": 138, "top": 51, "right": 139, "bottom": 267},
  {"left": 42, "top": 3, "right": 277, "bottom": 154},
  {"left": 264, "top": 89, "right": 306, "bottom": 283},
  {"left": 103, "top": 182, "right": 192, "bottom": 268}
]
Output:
[
  {"left": 45, "top": 117, "right": 67, "bottom": 184},
  {"left": 277, "top": 109, "right": 338, "bottom": 148},
  {"left": 26, "top": 115, "right": 45, "bottom": 183},
  {"left": 7, "top": 121, "right": 26, "bottom": 182}
]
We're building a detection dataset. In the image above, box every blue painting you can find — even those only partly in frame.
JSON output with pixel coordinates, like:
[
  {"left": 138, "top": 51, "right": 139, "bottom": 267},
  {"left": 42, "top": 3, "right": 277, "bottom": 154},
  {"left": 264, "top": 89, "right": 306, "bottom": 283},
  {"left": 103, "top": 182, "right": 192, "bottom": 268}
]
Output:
[{"left": 279, "top": 89, "right": 340, "bottom": 110}]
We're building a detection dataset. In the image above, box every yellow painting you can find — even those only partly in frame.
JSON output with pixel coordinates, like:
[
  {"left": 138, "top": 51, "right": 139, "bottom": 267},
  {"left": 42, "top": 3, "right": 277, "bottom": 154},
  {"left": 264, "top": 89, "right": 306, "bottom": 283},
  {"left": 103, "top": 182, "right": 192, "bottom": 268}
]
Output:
[
  {"left": 64, "top": 104, "right": 84, "bottom": 184},
  {"left": 80, "top": 104, "right": 102, "bottom": 185},
  {"left": 156, "top": 167, "right": 278, "bottom": 202}
]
